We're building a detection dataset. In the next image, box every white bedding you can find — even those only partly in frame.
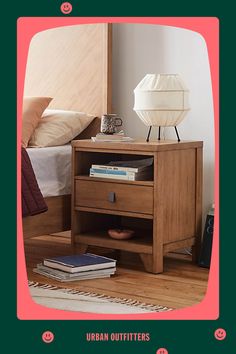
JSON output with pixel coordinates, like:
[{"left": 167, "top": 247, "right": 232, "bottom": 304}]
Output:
[{"left": 27, "top": 145, "right": 72, "bottom": 197}]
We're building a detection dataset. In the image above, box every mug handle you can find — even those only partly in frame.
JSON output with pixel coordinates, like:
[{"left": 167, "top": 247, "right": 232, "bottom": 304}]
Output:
[{"left": 114, "top": 117, "right": 123, "bottom": 127}]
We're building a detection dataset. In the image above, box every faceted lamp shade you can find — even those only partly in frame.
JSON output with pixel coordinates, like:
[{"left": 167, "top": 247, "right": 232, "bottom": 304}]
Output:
[{"left": 133, "top": 74, "right": 190, "bottom": 127}]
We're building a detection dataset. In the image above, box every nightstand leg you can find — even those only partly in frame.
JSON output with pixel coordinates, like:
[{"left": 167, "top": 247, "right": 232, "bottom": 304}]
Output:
[
  {"left": 140, "top": 253, "right": 163, "bottom": 273},
  {"left": 192, "top": 237, "right": 201, "bottom": 264},
  {"left": 192, "top": 245, "right": 198, "bottom": 263},
  {"left": 75, "top": 244, "right": 88, "bottom": 254},
  {"left": 192, "top": 147, "right": 203, "bottom": 263}
]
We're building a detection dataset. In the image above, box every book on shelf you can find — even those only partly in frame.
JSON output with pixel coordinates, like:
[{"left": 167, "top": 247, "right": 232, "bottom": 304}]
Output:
[
  {"left": 91, "top": 157, "right": 154, "bottom": 173},
  {"left": 89, "top": 157, "right": 154, "bottom": 181},
  {"left": 90, "top": 168, "right": 134, "bottom": 176},
  {"left": 89, "top": 168, "right": 152, "bottom": 181},
  {"left": 43, "top": 253, "right": 116, "bottom": 273},
  {"left": 33, "top": 264, "right": 116, "bottom": 282}
]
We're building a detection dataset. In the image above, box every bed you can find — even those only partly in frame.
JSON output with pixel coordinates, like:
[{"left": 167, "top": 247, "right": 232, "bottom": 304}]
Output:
[
  {"left": 27, "top": 145, "right": 72, "bottom": 198},
  {"left": 22, "top": 23, "right": 112, "bottom": 238}
]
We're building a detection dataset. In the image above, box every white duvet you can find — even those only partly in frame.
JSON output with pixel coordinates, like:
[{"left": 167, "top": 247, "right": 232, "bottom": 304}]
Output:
[{"left": 27, "top": 145, "right": 72, "bottom": 197}]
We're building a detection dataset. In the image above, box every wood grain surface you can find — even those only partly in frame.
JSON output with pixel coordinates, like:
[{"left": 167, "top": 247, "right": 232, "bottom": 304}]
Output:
[{"left": 25, "top": 232, "right": 209, "bottom": 309}]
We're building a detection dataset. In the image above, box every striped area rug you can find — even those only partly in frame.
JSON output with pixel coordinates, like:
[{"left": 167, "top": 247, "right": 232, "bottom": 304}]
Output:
[{"left": 29, "top": 281, "right": 173, "bottom": 314}]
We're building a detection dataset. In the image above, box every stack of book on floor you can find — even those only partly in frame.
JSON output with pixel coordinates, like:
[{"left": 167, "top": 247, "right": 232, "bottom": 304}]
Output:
[
  {"left": 91, "top": 131, "right": 134, "bottom": 142},
  {"left": 33, "top": 253, "right": 116, "bottom": 282},
  {"left": 89, "top": 157, "right": 154, "bottom": 181}
]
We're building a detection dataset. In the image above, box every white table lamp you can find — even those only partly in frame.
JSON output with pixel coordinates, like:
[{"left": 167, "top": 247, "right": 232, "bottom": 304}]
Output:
[{"left": 133, "top": 74, "right": 190, "bottom": 141}]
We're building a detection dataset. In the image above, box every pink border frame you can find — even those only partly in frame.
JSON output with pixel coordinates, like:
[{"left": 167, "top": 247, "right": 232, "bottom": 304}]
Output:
[{"left": 17, "top": 17, "right": 219, "bottom": 320}]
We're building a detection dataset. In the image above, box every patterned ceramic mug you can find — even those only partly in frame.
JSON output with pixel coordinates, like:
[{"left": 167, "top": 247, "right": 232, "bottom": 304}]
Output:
[{"left": 101, "top": 114, "right": 123, "bottom": 134}]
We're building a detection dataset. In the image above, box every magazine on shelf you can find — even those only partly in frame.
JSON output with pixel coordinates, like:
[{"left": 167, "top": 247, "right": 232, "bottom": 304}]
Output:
[
  {"left": 91, "top": 157, "right": 154, "bottom": 173},
  {"left": 90, "top": 168, "right": 137, "bottom": 176},
  {"left": 89, "top": 168, "right": 152, "bottom": 181}
]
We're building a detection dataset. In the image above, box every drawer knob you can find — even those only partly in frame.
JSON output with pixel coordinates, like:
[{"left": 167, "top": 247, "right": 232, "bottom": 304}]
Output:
[{"left": 108, "top": 191, "right": 116, "bottom": 203}]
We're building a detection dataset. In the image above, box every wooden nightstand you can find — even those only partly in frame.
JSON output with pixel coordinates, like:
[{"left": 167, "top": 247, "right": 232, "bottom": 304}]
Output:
[{"left": 71, "top": 139, "right": 203, "bottom": 273}]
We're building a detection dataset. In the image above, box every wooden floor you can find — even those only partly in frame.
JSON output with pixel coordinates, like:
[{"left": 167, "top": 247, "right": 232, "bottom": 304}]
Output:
[{"left": 25, "top": 231, "right": 209, "bottom": 309}]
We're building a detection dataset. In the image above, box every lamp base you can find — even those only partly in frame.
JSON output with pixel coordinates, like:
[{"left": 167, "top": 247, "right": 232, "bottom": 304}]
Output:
[{"left": 146, "top": 126, "right": 181, "bottom": 142}]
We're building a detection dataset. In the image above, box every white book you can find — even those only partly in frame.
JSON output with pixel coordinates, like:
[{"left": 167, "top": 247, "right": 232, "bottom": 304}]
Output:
[
  {"left": 90, "top": 168, "right": 136, "bottom": 176},
  {"left": 90, "top": 172, "right": 136, "bottom": 180},
  {"left": 95, "top": 132, "right": 125, "bottom": 140},
  {"left": 35, "top": 264, "right": 116, "bottom": 279},
  {"left": 91, "top": 164, "right": 140, "bottom": 173},
  {"left": 92, "top": 157, "right": 153, "bottom": 173},
  {"left": 33, "top": 268, "right": 113, "bottom": 282},
  {"left": 91, "top": 136, "right": 134, "bottom": 142},
  {"left": 89, "top": 171, "right": 152, "bottom": 181}
]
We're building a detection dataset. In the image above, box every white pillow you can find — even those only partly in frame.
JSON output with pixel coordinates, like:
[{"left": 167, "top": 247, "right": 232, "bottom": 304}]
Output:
[{"left": 29, "top": 109, "right": 95, "bottom": 147}]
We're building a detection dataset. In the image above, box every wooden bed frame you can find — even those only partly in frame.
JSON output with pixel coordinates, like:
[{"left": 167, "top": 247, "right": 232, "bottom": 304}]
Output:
[{"left": 23, "top": 23, "right": 112, "bottom": 238}]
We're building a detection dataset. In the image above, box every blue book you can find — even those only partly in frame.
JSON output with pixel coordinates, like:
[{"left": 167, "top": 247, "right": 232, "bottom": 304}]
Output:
[{"left": 43, "top": 253, "right": 116, "bottom": 273}]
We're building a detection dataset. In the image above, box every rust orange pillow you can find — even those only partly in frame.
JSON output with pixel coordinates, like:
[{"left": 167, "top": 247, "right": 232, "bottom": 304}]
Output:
[{"left": 22, "top": 97, "right": 52, "bottom": 148}]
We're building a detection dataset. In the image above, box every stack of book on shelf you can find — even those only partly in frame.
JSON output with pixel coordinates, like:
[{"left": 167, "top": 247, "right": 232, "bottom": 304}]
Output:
[
  {"left": 89, "top": 157, "right": 153, "bottom": 181},
  {"left": 33, "top": 253, "right": 116, "bottom": 282},
  {"left": 91, "top": 131, "right": 134, "bottom": 142}
]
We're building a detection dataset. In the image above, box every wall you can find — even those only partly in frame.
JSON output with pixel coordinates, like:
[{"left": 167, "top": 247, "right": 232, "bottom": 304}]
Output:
[{"left": 112, "top": 23, "right": 215, "bottom": 217}]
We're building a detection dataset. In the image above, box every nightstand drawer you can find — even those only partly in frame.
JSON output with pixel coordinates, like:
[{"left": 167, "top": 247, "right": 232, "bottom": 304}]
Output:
[{"left": 75, "top": 180, "right": 153, "bottom": 215}]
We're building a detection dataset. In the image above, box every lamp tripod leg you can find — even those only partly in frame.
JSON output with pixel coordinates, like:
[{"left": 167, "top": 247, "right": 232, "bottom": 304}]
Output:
[
  {"left": 158, "top": 127, "right": 161, "bottom": 140},
  {"left": 174, "top": 126, "right": 180, "bottom": 142},
  {"left": 146, "top": 126, "right": 152, "bottom": 142}
]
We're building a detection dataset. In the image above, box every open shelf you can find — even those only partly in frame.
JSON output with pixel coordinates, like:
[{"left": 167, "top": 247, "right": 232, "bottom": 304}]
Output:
[
  {"left": 74, "top": 230, "right": 153, "bottom": 254},
  {"left": 75, "top": 206, "right": 153, "bottom": 219},
  {"left": 73, "top": 151, "right": 154, "bottom": 182},
  {"left": 75, "top": 175, "right": 154, "bottom": 187}
]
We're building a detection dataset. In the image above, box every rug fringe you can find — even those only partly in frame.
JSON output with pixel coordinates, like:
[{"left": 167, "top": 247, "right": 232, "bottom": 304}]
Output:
[{"left": 28, "top": 281, "right": 173, "bottom": 312}]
